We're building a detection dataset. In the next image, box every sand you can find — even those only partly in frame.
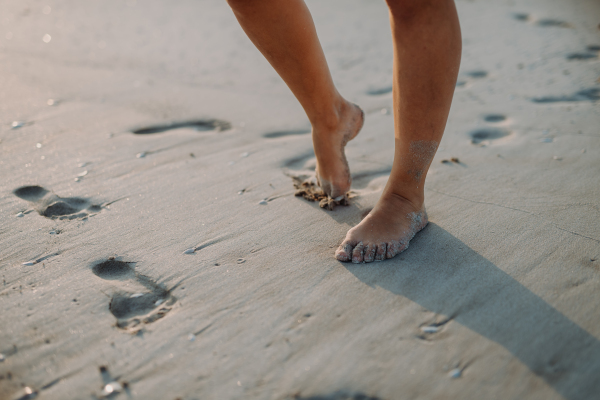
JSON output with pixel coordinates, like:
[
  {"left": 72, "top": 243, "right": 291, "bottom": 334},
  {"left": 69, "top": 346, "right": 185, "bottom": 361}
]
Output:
[{"left": 1, "top": 0, "right": 599, "bottom": 399}]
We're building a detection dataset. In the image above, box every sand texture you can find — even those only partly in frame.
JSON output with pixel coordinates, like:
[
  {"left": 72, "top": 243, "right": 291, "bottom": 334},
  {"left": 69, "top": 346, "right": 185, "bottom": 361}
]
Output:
[{"left": 1, "top": 0, "right": 600, "bottom": 399}]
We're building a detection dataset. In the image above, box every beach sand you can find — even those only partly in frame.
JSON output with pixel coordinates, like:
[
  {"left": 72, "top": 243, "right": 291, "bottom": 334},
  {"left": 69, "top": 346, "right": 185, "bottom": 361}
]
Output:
[{"left": 1, "top": 0, "right": 599, "bottom": 399}]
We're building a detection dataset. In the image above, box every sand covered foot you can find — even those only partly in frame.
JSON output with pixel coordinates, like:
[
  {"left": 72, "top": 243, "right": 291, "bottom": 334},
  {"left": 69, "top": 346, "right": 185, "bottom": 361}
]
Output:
[
  {"left": 335, "top": 192, "right": 429, "bottom": 263},
  {"left": 313, "top": 101, "right": 364, "bottom": 200}
]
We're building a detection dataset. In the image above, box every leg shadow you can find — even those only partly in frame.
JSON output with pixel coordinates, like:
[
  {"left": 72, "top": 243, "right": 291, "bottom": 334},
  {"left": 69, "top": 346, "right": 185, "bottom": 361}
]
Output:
[{"left": 345, "top": 223, "right": 600, "bottom": 400}]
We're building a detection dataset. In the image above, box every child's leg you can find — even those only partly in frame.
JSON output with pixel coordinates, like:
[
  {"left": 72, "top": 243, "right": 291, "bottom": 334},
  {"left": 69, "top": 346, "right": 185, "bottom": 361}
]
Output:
[
  {"left": 336, "top": 0, "right": 462, "bottom": 262},
  {"left": 227, "top": 0, "right": 364, "bottom": 199}
]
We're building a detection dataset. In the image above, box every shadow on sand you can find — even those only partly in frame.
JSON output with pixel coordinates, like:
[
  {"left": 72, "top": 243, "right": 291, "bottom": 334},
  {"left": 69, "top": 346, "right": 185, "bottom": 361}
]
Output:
[{"left": 345, "top": 223, "right": 600, "bottom": 400}]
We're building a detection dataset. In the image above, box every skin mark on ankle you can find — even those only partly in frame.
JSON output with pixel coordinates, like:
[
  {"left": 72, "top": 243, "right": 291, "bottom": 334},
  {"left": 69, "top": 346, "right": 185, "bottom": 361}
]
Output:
[{"left": 405, "top": 140, "right": 439, "bottom": 184}]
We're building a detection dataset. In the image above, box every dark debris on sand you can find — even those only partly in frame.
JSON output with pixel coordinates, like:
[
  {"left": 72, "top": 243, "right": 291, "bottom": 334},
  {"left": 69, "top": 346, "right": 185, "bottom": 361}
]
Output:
[{"left": 291, "top": 177, "right": 350, "bottom": 211}]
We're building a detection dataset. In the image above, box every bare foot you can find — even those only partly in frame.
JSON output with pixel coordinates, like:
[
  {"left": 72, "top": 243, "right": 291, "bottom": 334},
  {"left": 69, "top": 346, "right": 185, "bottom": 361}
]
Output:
[
  {"left": 312, "top": 101, "right": 364, "bottom": 199},
  {"left": 335, "top": 192, "right": 428, "bottom": 263}
]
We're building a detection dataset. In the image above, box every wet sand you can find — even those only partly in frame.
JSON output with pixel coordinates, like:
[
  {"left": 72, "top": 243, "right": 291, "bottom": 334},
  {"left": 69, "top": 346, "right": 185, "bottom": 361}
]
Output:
[{"left": 1, "top": 0, "right": 599, "bottom": 399}]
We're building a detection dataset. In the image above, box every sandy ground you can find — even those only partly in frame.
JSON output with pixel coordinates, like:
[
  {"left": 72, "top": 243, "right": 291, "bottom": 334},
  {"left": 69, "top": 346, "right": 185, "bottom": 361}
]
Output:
[{"left": 1, "top": 0, "right": 600, "bottom": 399}]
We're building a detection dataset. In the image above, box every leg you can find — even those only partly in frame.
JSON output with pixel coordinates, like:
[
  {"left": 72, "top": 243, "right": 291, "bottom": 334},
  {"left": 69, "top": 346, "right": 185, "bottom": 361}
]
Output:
[
  {"left": 227, "top": 0, "right": 364, "bottom": 199},
  {"left": 336, "top": 0, "right": 461, "bottom": 262}
]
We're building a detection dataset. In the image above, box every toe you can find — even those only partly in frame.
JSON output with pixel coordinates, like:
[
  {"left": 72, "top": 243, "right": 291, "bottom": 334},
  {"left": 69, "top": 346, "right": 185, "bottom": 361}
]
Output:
[
  {"left": 363, "top": 243, "right": 376, "bottom": 263},
  {"left": 329, "top": 184, "right": 349, "bottom": 201},
  {"left": 375, "top": 243, "right": 387, "bottom": 261},
  {"left": 351, "top": 242, "right": 365, "bottom": 263},
  {"left": 386, "top": 241, "right": 400, "bottom": 259},
  {"left": 386, "top": 240, "right": 409, "bottom": 259},
  {"left": 335, "top": 241, "right": 355, "bottom": 262}
]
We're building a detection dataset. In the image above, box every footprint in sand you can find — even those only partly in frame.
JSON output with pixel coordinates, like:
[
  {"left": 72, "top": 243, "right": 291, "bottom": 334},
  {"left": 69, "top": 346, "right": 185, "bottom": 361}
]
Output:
[
  {"left": 566, "top": 53, "right": 598, "bottom": 61},
  {"left": 92, "top": 258, "right": 176, "bottom": 331},
  {"left": 132, "top": 119, "right": 231, "bottom": 135},
  {"left": 566, "top": 45, "right": 600, "bottom": 61},
  {"left": 465, "top": 70, "right": 488, "bottom": 79},
  {"left": 512, "top": 13, "right": 571, "bottom": 28},
  {"left": 512, "top": 13, "right": 530, "bottom": 22},
  {"left": 289, "top": 392, "right": 382, "bottom": 400},
  {"left": 456, "top": 70, "right": 488, "bottom": 88},
  {"left": 366, "top": 85, "right": 393, "bottom": 96},
  {"left": 13, "top": 185, "right": 103, "bottom": 220},
  {"left": 263, "top": 129, "right": 311, "bottom": 139},
  {"left": 482, "top": 114, "right": 507, "bottom": 123},
  {"left": 531, "top": 88, "right": 600, "bottom": 103},
  {"left": 469, "top": 127, "right": 512, "bottom": 145}
]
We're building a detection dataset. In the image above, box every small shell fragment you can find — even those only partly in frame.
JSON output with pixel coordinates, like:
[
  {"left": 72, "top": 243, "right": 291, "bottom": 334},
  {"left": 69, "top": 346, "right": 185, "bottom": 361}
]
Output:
[
  {"left": 74, "top": 177, "right": 81, "bottom": 182},
  {"left": 102, "top": 381, "right": 123, "bottom": 396},
  {"left": 78, "top": 162, "right": 88, "bottom": 168},
  {"left": 77, "top": 170, "right": 88, "bottom": 177},
  {"left": 36, "top": 143, "right": 42, "bottom": 148},
  {"left": 16, "top": 212, "right": 24, "bottom": 217},
  {"left": 553, "top": 156, "right": 562, "bottom": 160},
  {"left": 136, "top": 151, "right": 147, "bottom": 158},
  {"left": 130, "top": 293, "right": 143, "bottom": 298},
  {"left": 420, "top": 325, "right": 439, "bottom": 334},
  {"left": 184, "top": 248, "right": 195, "bottom": 254},
  {"left": 0, "top": 353, "right": 5, "bottom": 361},
  {"left": 448, "top": 368, "right": 462, "bottom": 379},
  {"left": 258, "top": 200, "right": 268, "bottom": 205},
  {"left": 188, "top": 333, "right": 196, "bottom": 342},
  {"left": 22, "top": 261, "right": 35, "bottom": 266},
  {"left": 154, "top": 299, "right": 164, "bottom": 306},
  {"left": 47, "top": 99, "right": 56, "bottom": 106},
  {"left": 237, "top": 258, "right": 246, "bottom": 264},
  {"left": 11, "top": 121, "right": 25, "bottom": 129}
]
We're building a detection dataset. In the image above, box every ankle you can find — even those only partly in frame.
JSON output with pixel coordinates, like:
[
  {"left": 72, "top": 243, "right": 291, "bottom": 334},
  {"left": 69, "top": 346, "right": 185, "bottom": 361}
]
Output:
[
  {"left": 381, "top": 187, "right": 425, "bottom": 211},
  {"left": 310, "top": 97, "right": 349, "bottom": 134}
]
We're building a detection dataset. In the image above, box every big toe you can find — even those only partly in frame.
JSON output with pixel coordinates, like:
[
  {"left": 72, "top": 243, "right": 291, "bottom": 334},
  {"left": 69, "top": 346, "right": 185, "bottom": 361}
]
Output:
[
  {"left": 319, "top": 176, "right": 349, "bottom": 200},
  {"left": 335, "top": 241, "right": 355, "bottom": 262}
]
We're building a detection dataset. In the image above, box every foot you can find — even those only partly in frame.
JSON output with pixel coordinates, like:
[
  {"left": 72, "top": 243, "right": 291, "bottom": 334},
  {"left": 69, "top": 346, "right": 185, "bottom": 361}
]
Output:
[
  {"left": 312, "top": 101, "right": 364, "bottom": 200},
  {"left": 335, "top": 191, "right": 428, "bottom": 262}
]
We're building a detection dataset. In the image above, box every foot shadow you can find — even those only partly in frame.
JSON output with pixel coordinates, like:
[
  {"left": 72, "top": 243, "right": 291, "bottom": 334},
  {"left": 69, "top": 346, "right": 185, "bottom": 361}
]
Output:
[{"left": 344, "top": 223, "right": 600, "bottom": 400}]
